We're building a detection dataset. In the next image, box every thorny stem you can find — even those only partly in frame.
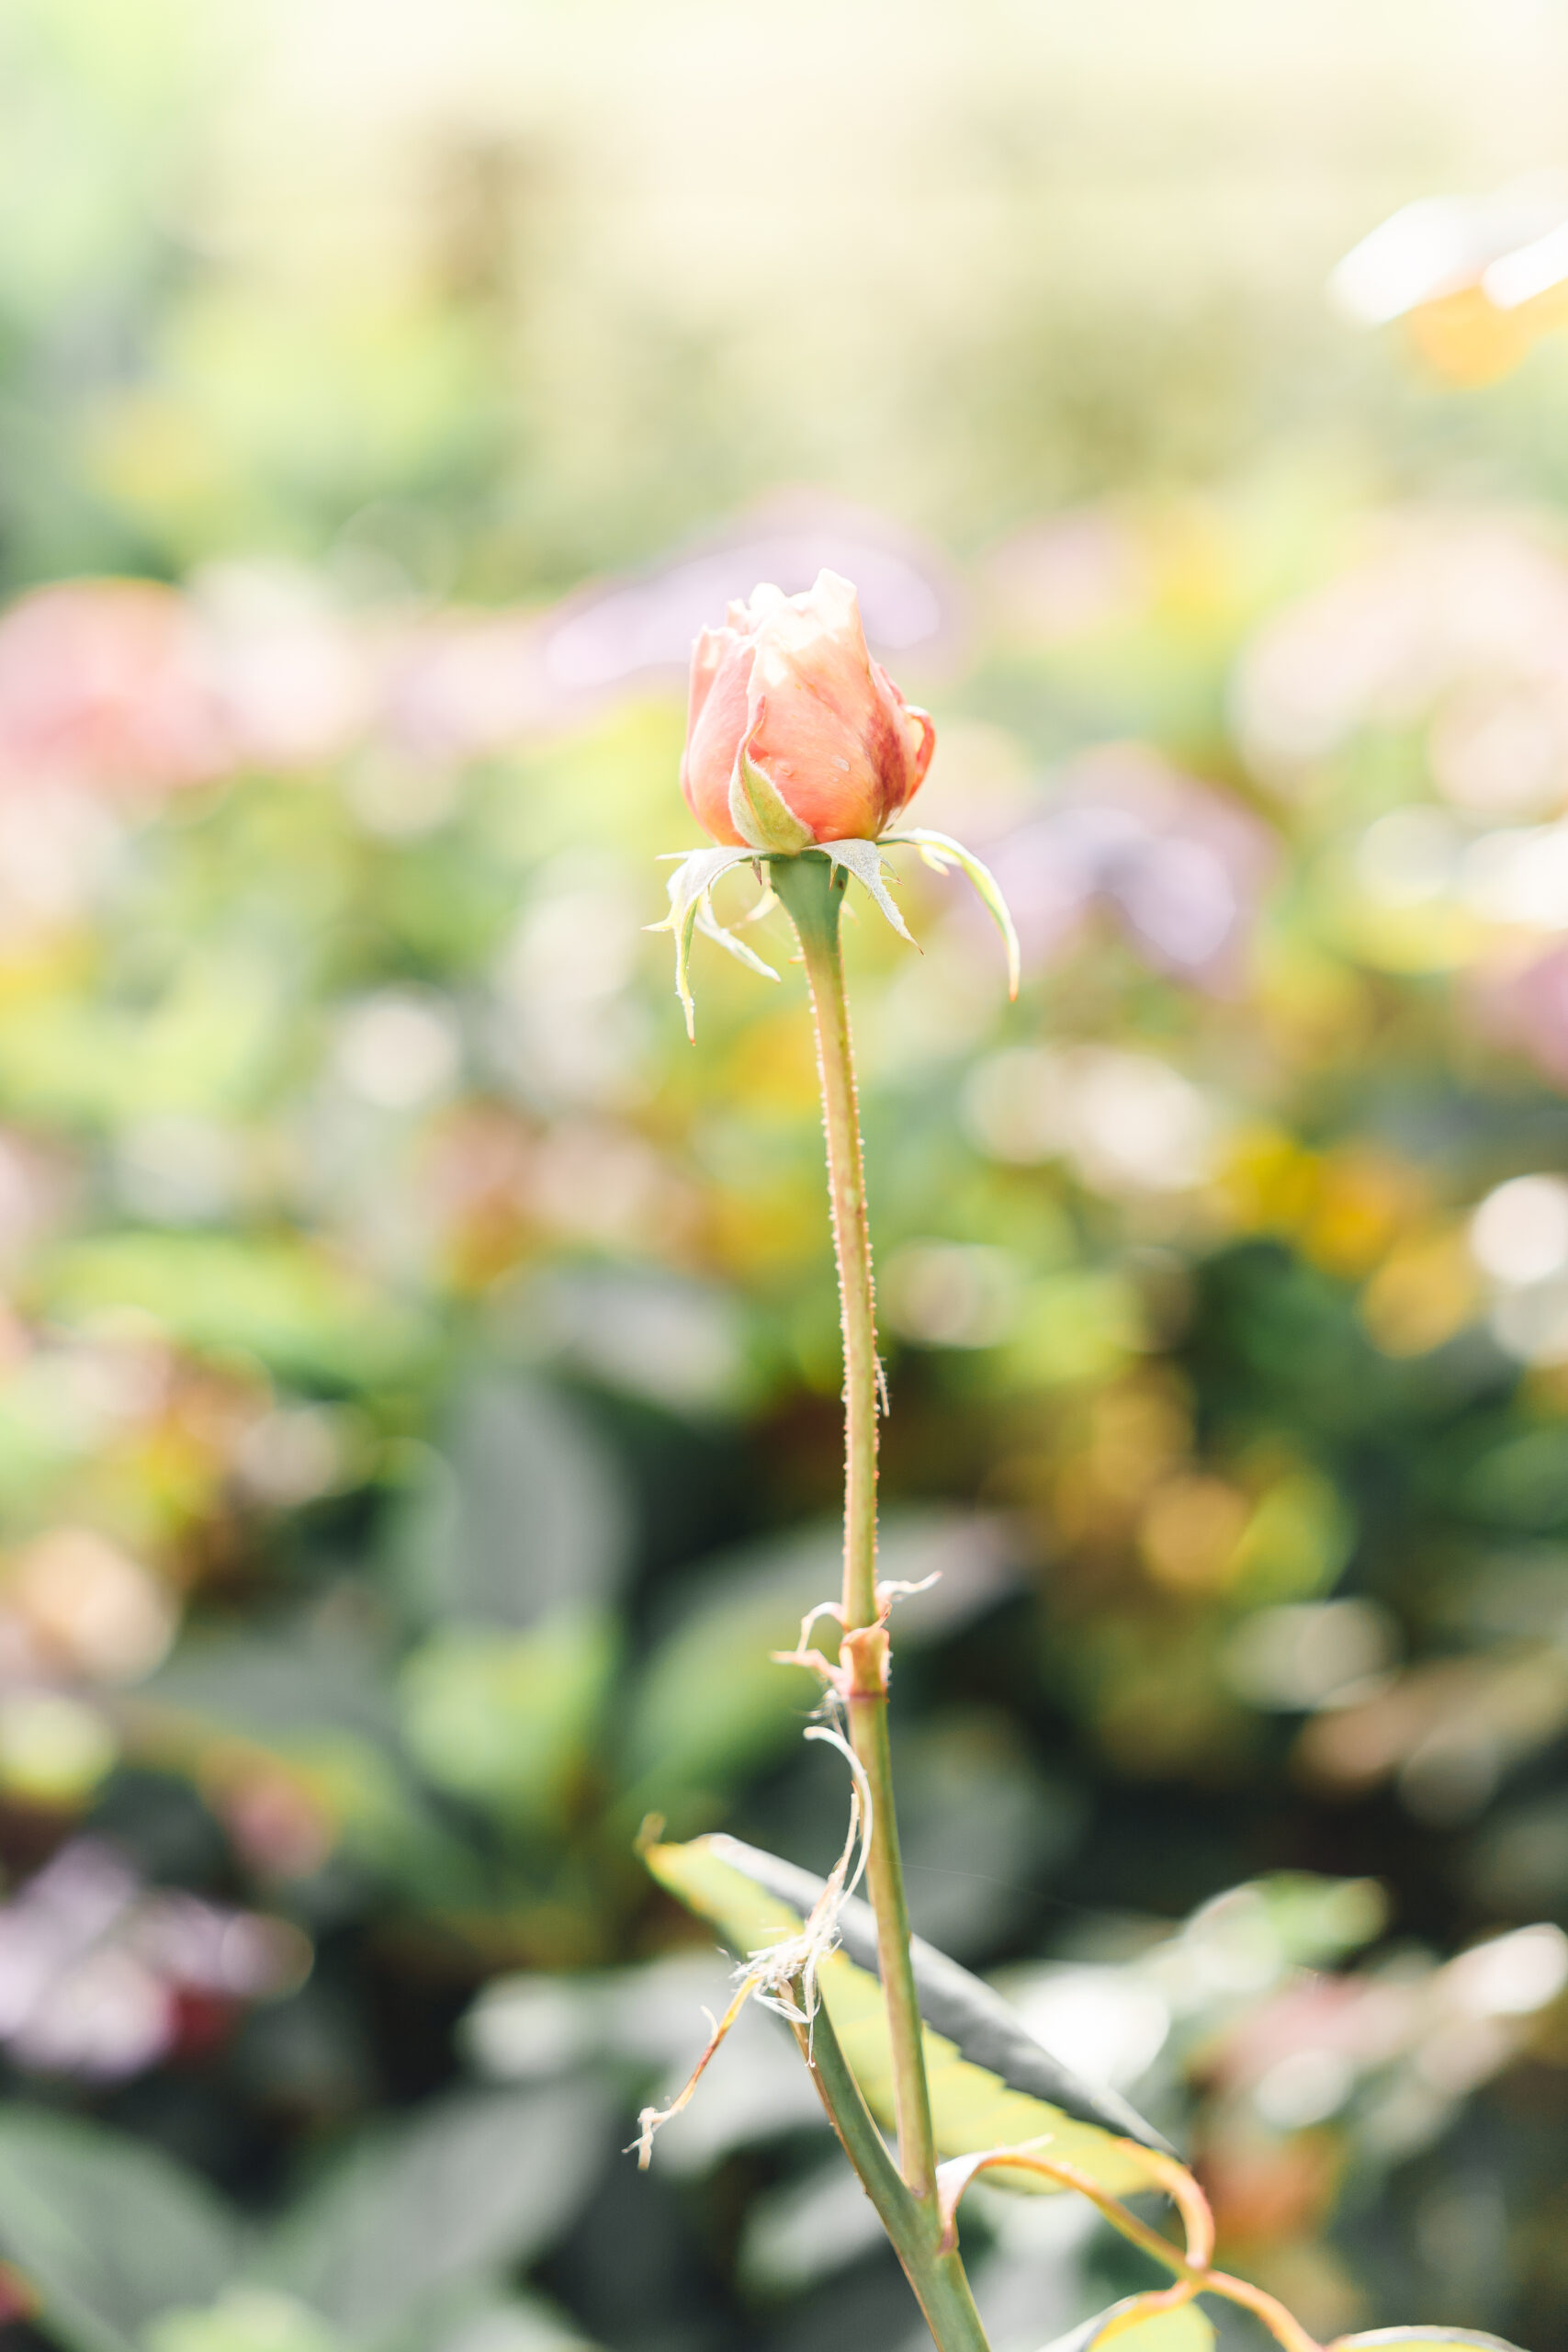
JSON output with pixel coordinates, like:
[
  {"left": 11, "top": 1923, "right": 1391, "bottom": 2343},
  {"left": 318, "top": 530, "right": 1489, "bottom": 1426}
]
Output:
[
  {"left": 774, "top": 854, "right": 881, "bottom": 1632},
  {"left": 766, "top": 852, "right": 1326, "bottom": 2352},
  {"left": 772, "top": 851, "right": 941, "bottom": 2217}
]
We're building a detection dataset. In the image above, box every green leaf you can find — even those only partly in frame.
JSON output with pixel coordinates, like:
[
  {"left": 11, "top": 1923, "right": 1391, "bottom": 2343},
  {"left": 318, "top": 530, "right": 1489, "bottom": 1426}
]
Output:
[
  {"left": 141, "top": 1627, "right": 492, "bottom": 1908},
  {"left": 1327, "top": 2334, "right": 1533, "bottom": 2352},
  {"left": 145, "top": 2287, "right": 344, "bottom": 2352},
  {"left": 430, "top": 2292, "right": 604, "bottom": 2352},
  {"left": 0, "top": 2108, "right": 242, "bottom": 2352},
  {"left": 398, "top": 1611, "right": 616, "bottom": 1823},
  {"left": 251, "top": 2086, "right": 607, "bottom": 2350},
  {"left": 148, "top": 1626, "right": 400, "bottom": 1749},
  {"left": 390, "top": 1377, "right": 635, "bottom": 1628},
  {"left": 881, "top": 828, "right": 1021, "bottom": 999},
  {"left": 1041, "top": 2298, "right": 1214, "bottom": 2352},
  {"left": 42, "top": 1232, "right": 430, "bottom": 1386},
  {"left": 643, "top": 1834, "right": 1172, "bottom": 2198}
]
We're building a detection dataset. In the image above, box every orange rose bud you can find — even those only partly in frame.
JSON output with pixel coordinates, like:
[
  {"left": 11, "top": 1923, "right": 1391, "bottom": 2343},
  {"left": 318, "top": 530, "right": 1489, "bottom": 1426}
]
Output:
[{"left": 680, "top": 570, "right": 935, "bottom": 852}]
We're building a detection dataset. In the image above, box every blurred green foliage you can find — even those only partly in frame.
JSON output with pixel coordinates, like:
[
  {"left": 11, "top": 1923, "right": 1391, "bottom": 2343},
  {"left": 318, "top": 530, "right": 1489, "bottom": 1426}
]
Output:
[{"left": 1, "top": 6, "right": 1568, "bottom": 2352}]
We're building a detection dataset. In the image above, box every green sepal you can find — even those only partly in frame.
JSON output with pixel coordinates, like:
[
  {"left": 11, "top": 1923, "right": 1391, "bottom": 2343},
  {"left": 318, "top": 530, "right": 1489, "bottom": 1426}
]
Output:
[
  {"left": 648, "top": 847, "right": 776, "bottom": 1040},
  {"left": 817, "top": 838, "right": 918, "bottom": 945},
  {"left": 694, "top": 893, "right": 780, "bottom": 982},
  {"left": 728, "top": 741, "right": 816, "bottom": 854},
  {"left": 881, "top": 828, "right": 1021, "bottom": 999}
]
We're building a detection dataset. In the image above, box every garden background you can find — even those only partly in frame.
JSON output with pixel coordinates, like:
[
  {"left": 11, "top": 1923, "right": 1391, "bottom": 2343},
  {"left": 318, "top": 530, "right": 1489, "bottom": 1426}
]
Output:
[{"left": 0, "top": 3, "right": 1567, "bottom": 2348}]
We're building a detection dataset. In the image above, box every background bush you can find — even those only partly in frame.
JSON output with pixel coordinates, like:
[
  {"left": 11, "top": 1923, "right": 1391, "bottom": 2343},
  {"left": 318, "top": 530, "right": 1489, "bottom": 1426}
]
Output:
[{"left": 0, "top": 5, "right": 1566, "bottom": 2348}]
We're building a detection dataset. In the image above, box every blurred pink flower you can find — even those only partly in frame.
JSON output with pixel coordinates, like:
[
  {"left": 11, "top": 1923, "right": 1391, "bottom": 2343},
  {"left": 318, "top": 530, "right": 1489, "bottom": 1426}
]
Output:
[
  {"left": 547, "top": 498, "right": 959, "bottom": 695},
  {"left": 385, "top": 610, "right": 556, "bottom": 763},
  {"left": 0, "top": 1838, "right": 308, "bottom": 2080},
  {"left": 985, "top": 509, "right": 1145, "bottom": 642},
  {"left": 1472, "top": 941, "right": 1568, "bottom": 1088},
  {"left": 1235, "top": 512, "right": 1568, "bottom": 815},
  {"left": 195, "top": 564, "right": 372, "bottom": 771},
  {"left": 1213, "top": 1975, "right": 1413, "bottom": 2090},
  {"left": 681, "top": 570, "right": 934, "bottom": 847},
  {"left": 0, "top": 581, "right": 231, "bottom": 801},
  {"left": 981, "top": 745, "right": 1274, "bottom": 992}
]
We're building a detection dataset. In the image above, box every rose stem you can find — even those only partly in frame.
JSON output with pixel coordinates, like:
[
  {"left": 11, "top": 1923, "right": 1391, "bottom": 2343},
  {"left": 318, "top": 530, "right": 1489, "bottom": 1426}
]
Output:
[
  {"left": 772, "top": 850, "right": 940, "bottom": 2214},
  {"left": 793, "top": 1995, "right": 991, "bottom": 2352}
]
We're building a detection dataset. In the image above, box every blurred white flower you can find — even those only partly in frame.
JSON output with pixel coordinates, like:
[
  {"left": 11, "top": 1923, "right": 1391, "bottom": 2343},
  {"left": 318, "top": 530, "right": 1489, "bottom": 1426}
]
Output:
[
  {"left": 961, "top": 1046, "right": 1067, "bottom": 1164},
  {"left": 883, "top": 1241, "right": 1019, "bottom": 1349},
  {"left": 1432, "top": 684, "right": 1568, "bottom": 817},
  {"left": 1330, "top": 180, "right": 1568, "bottom": 327},
  {"left": 0, "top": 1132, "right": 70, "bottom": 1273},
  {"left": 1490, "top": 1278, "right": 1568, "bottom": 1365},
  {"left": 115, "top": 1114, "right": 243, "bottom": 1225},
  {"left": 964, "top": 1044, "right": 1218, "bottom": 1194},
  {"left": 334, "top": 988, "right": 462, "bottom": 1110},
  {"left": 1223, "top": 1599, "right": 1399, "bottom": 1713},
  {"left": 1252, "top": 2045, "right": 1356, "bottom": 2129},
  {"left": 999, "top": 1964, "right": 1170, "bottom": 2091},
  {"left": 194, "top": 561, "right": 370, "bottom": 770},
  {"left": 1237, "top": 514, "right": 1568, "bottom": 800},
  {"left": 494, "top": 870, "right": 649, "bottom": 1111},
  {"left": 1470, "top": 1173, "right": 1568, "bottom": 1285},
  {"left": 1468, "top": 1173, "right": 1568, "bottom": 1363},
  {"left": 0, "top": 789, "right": 122, "bottom": 942},
  {"left": 1067, "top": 1050, "right": 1215, "bottom": 1193},
  {"left": 342, "top": 749, "right": 462, "bottom": 837},
  {"left": 1461, "top": 820, "right": 1568, "bottom": 927},
  {"left": 232, "top": 1405, "right": 353, "bottom": 1506},
  {"left": 1444, "top": 1922, "right": 1568, "bottom": 2018},
  {"left": 1354, "top": 808, "right": 1462, "bottom": 908}
]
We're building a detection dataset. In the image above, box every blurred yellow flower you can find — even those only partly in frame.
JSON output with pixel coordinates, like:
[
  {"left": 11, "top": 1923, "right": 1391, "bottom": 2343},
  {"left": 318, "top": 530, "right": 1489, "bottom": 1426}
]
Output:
[{"left": 1332, "top": 178, "right": 1568, "bottom": 385}]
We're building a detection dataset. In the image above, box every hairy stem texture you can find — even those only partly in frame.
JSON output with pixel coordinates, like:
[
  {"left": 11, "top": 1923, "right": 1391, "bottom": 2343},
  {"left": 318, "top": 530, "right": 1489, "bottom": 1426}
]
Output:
[{"left": 773, "top": 854, "right": 942, "bottom": 2221}]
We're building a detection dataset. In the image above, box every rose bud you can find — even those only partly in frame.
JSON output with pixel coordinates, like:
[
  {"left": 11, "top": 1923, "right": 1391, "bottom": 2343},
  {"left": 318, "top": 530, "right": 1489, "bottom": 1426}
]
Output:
[{"left": 680, "top": 570, "right": 935, "bottom": 853}]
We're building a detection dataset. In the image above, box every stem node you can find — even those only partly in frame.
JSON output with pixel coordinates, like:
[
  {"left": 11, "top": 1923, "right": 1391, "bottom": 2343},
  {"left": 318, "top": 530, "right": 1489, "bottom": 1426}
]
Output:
[{"left": 842, "top": 1623, "right": 890, "bottom": 1695}]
